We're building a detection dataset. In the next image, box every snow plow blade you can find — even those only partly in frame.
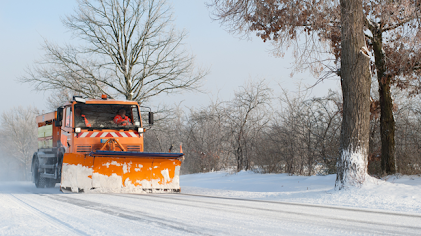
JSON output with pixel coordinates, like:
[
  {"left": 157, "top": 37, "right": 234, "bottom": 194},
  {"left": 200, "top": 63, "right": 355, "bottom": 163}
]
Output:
[{"left": 60, "top": 151, "right": 183, "bottom": 193}]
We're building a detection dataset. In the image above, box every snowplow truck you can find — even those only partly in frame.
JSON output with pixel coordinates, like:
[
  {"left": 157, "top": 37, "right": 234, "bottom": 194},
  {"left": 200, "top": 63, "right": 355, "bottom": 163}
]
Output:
[{"left": 32, "top": 95, "right": 184, "bottom": 193}]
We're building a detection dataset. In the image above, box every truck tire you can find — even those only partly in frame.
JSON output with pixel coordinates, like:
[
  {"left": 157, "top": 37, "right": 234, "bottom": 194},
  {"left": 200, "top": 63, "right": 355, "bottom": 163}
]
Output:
[{"left": 33, "top": 156, "right": 48, "bottom": 188}]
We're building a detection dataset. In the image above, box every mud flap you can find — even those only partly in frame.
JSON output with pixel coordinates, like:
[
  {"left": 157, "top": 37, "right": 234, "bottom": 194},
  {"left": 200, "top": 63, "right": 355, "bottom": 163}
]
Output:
[{"left": 61, "top": 152, "right": 182, "bottom": 193}]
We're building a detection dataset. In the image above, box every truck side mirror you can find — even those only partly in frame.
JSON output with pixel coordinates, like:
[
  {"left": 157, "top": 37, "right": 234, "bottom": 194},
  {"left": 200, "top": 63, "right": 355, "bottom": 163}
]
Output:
[
  {"left": 55, "top": 107, "right": 64, "bottom": 127},
  {"left": 148, "top": 112, "right": 154, "bottom": 125}
]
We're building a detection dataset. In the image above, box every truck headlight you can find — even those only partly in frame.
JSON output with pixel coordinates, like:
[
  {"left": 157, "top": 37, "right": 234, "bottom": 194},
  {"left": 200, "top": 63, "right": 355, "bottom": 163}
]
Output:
[
  {"left": 138, "top": 127, "right": 144, "bottom": 133},
  {"left": 75, "top": 128, "right": 81, "bottom": 133}
]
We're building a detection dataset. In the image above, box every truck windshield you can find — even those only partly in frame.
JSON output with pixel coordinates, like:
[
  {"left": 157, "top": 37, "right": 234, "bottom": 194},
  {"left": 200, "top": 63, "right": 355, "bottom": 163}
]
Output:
[{"left": 74, "top": 104, "right": 141, "bottom": 130}]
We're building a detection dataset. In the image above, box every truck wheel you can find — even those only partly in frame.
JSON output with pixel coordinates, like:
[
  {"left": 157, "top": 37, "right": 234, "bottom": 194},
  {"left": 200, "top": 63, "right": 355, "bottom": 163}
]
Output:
[{"left": 33, "top": 157, "right": 47, "bottom": 188}]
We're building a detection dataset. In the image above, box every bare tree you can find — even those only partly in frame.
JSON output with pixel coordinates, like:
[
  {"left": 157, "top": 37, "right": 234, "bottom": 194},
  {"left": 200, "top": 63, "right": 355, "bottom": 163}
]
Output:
[
  {"left": 275, "top": 87, "right": 312, "bottom": 175},
  {"left": 226, "top": 80, "right": 272, "bottom": 171},
  {"left": 388, "top": 90, "right": 421, "bottom": 175},
  {"left": 0, "top": 106, "right": 39, "bottom": 180},
  {"left": 22, "top": 0, "right": 206, "bottom": 103},
  {"left": 237, "top": 85, "right": 342, "bottom": 176},
  {"left": 300, "top": 92, "right": 342, "bottom": 175},
  {"left": 184, "top": 100, "right": 230, "bottom": 173}
]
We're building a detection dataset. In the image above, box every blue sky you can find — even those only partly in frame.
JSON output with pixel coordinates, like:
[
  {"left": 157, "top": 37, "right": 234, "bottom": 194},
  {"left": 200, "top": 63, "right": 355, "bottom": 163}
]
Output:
[{"left": 0, "top": 0, "right": 339, "bottom": 114}]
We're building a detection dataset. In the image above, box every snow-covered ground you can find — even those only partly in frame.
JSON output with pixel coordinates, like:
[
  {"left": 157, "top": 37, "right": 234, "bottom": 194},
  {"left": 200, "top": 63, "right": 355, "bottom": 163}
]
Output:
[
  {"left": 1, "top": 172, "right": 420, "bottom": 235},
  {"left": 181, "top": 171, "right": 421, "bottom": 214}
]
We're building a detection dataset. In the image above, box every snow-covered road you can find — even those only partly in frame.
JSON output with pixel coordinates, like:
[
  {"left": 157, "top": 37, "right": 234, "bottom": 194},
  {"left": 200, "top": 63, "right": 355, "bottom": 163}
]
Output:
[{"left": 1, "top": 182, "right": 420, "bottom": 236}]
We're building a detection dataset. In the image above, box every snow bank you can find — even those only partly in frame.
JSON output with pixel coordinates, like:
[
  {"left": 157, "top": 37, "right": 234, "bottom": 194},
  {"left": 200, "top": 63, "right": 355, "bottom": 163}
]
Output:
[{"left": 180, "top": 171, "right": 421, "bottom": 214}]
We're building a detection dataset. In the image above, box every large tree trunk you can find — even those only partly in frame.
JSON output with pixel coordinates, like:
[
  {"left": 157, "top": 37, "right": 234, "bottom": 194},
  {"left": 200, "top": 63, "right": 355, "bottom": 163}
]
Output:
[
  {"left": 336, "top": 0, "right": 371, "bottom": 190},
  {"left": 372, "top": 30, "right": 397, "bottom": 175}
]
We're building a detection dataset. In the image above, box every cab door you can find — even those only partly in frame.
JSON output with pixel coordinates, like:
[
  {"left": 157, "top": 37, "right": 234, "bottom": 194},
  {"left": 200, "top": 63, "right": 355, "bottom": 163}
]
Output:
[{"left": 61, "top": 105, "right": 74, "bottom": 153}]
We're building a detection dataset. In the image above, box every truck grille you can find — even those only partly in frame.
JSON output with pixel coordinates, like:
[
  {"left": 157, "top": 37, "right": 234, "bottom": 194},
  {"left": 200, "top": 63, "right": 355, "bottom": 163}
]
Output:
[
  {"left": 77, "top": 145, "right": 92, "bottom": 153},
  {"left": 127, "top": 145, "right": 141, "bottom": 152}
]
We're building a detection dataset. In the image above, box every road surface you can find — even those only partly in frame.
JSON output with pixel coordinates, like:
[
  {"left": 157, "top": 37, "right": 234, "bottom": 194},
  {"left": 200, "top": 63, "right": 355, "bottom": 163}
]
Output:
[{"left": 0, "top": 182, "right": 420, "bottom": 235}]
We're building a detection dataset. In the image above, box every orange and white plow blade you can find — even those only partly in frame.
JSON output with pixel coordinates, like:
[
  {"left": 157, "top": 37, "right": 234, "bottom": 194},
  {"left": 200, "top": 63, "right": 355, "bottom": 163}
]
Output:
[{"left": 60, "top": 153, "right": 182, "bottom": 193}]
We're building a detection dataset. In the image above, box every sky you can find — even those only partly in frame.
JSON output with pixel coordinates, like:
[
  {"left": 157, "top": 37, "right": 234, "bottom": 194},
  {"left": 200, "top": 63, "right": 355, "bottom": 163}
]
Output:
[{"left": 0, "top": 0, "right": 339, "bottom": 115}]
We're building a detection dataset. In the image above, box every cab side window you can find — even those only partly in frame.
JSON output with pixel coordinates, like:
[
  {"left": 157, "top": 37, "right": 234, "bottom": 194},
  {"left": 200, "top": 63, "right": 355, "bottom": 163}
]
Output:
[
  {"left": 65, "top": 107, "right": 72, "bottom": 127},
  {"left": 132, "top": 106, "right": 140, "bottom": 126}
]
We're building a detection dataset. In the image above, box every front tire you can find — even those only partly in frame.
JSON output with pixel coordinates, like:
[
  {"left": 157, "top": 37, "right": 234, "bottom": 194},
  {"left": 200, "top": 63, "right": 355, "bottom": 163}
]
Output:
[{"left": 33, "top": 157, "right": 48, "bottom": 188}]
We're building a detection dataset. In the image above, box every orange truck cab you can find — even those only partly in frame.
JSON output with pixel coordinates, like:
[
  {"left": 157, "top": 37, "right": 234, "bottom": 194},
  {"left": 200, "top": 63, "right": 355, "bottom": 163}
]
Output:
[{"left": 32, "top": 95, "right": 184, "bottom": 193}]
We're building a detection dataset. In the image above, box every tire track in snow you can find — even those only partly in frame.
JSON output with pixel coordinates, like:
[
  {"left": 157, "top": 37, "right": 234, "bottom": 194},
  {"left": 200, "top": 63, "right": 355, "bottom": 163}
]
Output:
[
  {"left": 117, "top": 193, "right": 421, "bottom": 235},
  {"left": 43, "top": 194, "right": 216, "bottom": 236},
  {"left": 60, "top": 193, "right": 363, "bottom": 236},
  {"left": 180, "top": 193, "right": 421, "bottom": 218},
  {"left": 8, "top": 194, "right": 88, "bottom": 236}
]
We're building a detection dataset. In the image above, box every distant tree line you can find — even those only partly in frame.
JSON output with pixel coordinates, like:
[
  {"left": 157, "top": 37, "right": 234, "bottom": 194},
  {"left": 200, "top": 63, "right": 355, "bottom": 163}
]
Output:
[
  {"left": 1, "top": 81, "right": 420, "bottom": 181},
  {"left": 145, "top": 81, "right": 421, "bottom": 177}
]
